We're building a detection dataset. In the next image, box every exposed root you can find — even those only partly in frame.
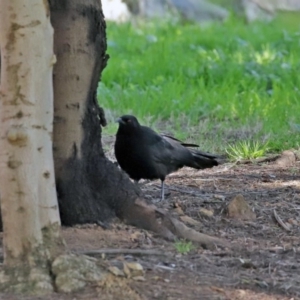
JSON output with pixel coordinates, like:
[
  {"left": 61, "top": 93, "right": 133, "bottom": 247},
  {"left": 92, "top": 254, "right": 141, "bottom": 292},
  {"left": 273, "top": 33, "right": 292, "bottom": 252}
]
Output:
[
  {"left": 236, "top": 154, "right": 280, "bottom": 165},
  {"left": 160, "top": 211, "right": 229, "bottom": 249},
  {"left": 122, "top": 199, "right": 175, "bottom": 241},
  {"left": 123, "top": 199, "right": 228, "bottom": 250},
  {"left": 273, "top": 209, "right": 291, "bottom": 231}
]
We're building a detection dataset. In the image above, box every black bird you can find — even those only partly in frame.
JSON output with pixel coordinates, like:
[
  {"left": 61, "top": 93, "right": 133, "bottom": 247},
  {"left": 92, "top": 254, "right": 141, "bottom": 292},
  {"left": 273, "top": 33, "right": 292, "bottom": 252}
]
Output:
[{"left": 115, "top": 115, "right": 218, "bottom": 200}]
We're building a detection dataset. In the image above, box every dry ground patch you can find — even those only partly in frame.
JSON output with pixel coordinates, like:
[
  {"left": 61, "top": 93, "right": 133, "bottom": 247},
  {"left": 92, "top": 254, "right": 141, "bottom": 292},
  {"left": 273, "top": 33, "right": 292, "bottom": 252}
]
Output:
[{"left": 0, "top": 153, "right": 299, "bottom": 299}]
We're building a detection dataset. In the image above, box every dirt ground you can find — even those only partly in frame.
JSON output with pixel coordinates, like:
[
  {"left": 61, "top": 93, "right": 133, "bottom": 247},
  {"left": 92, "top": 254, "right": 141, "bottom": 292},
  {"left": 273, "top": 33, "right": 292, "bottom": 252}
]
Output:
[{"left": 1, "top": 152, "right": 300, "bottom": 299}]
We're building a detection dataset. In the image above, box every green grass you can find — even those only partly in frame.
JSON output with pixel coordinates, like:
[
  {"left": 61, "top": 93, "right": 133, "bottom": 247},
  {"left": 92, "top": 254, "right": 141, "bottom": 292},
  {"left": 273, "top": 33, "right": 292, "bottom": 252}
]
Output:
[
  {"left": 98, "top": 15, "right": 300, "bottom": 153},
  {"left": 174, "top": 240, "right": 195, "bottom": 254}
]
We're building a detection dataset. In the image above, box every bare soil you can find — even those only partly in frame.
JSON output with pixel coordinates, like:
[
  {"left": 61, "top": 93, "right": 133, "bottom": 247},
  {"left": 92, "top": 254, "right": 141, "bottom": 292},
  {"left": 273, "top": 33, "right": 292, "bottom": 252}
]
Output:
[{"left": 1, "top": 155, "right": 300, "bottom": 299}]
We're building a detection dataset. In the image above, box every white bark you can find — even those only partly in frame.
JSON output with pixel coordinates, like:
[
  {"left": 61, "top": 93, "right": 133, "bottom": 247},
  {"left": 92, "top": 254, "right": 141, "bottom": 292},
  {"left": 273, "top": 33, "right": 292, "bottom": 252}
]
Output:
[
  {"left": 52, "top": 2, "right": 99, "bottom": 176},
  {"left": 0, "top": 0, "right": 61, "bottom": 266}
]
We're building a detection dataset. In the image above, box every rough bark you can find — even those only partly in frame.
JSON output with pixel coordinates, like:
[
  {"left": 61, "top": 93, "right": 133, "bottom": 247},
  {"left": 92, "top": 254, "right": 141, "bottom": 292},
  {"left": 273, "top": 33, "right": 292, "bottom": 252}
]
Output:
[
  {"left": 50, "top": 0, "right": 155, "bottom": 228},
  {"left": 0, "top": 0, "right": 64, "bottom": 292}
]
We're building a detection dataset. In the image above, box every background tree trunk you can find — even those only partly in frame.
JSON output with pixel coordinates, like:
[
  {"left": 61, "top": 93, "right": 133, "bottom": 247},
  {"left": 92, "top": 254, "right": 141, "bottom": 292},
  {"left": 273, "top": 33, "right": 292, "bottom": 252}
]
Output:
[{"left": 0, "top": 0, "right": 63, "bottom": 292}]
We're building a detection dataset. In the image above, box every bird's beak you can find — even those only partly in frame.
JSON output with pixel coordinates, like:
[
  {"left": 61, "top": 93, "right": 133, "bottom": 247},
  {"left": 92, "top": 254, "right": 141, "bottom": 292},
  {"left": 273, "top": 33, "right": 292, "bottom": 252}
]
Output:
[{"left": 116, "top": 117, "right": 125, "bottom": 125}]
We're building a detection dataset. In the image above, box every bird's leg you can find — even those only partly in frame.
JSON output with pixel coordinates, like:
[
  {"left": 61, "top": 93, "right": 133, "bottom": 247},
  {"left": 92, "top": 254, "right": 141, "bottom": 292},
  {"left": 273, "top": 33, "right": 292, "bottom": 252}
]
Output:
[{"left": 160, "top": 180, "right": 165, "bottom": 201}]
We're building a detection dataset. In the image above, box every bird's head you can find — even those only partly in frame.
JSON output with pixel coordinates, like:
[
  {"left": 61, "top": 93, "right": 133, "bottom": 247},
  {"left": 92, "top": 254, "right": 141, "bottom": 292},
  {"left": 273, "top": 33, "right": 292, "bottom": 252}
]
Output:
[{"left": 116, "top": 115, "right": 140, "bottom": 134}]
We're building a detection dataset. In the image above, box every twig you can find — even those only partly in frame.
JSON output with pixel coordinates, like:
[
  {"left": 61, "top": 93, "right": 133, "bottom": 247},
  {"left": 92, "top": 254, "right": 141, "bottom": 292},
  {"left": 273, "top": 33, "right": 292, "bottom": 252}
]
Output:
[
  {"left": 166, "top": 186, "right": 206, "bottom": 197},
  {"left": 273, "top": 209, "right": 291, "bottom": 231},
  {"left": 77, "top": 248, "right": 168, "bottom": 256},
  {"left": 171, "top": 186, "right": 269, "bottom": 197},
  {"left": 213, "top": 163, "right": 237, "bottom": 172},
  {"left": 237, "top": 154, "right": 280, "bottom": 165},
  {"left": 213, "top": 180, "right": 219, "bottom": 191},
  {"left": 194, "top": 178, "right": 234, "bottom": 181},
  {"left": 154, "top": 185, "right": 221, "bottom": 201},
  {"left": 215, "top": 190, "right": 270, "bottom": 196},
  {"left": 154, "top": 264, "right": 175, "bottom": 271}
]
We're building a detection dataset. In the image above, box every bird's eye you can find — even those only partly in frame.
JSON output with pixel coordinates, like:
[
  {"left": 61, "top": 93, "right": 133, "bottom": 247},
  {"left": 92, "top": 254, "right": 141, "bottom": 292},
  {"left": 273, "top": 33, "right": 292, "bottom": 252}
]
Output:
[{"left": 126, "top": 119, "right": 131, "bottom": 123}]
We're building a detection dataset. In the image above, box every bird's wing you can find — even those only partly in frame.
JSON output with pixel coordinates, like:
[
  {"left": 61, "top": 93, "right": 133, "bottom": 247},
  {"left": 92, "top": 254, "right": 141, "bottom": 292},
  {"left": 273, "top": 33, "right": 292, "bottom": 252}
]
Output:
[
  {"left": 189, "top": 148, "right": 219, "bottom": 160},
  {"left": 164, "top": 134, "right": 220, "bottom": 160},
  {"left": 162, "top": 134, "right": 219, "bottom": 169},
  {"left": 161, "top": 134, "right": 199, "bottom": 148},
  {"left": 138, "top": 125, "right": 219, "bottom": 176},
  {"left": 139, "top": 127, "right": 188, "bottom": 167},
  {"left": 150, "top": 134, "right": 193, "bottom": 166}
]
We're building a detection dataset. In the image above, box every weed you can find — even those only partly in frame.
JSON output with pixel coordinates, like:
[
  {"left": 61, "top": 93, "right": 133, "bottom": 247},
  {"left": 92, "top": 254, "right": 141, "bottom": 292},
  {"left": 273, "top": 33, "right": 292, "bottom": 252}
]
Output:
[
  {"left": 226, "top": 140, "right": 269, "bottom": 161},
  {"left": 174, "top": 240, "right": 195, "bottom": 254}
]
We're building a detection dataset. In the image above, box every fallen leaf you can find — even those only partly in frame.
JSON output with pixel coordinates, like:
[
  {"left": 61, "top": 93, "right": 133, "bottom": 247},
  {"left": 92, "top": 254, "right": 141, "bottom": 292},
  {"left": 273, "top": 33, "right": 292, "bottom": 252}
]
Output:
[
  {"left": 130, "top": 231, "right": 142, "bottom": 241},
  {"left": 237, "top": 290, "right": 247, "bottom": 297},
  {"left": 125, "top": 262, "right": 144, "bottom": 271},
  {"left": 288, "top": 218, "right": 298, "bottom": 226},
  {"left": 151, "top": 276, "right": 162, "bottom": 281},
  {"left": 173, "top": 203, "right": 185, "bottom": 215},
  {"left": 123, "top": 262, "right": 144, "bottom": 277},
  {"left": 199, "top": 208, "right": 214, "bottom": 217},
  {"left": 108, "top": 266, "right": 124, "bottom": 277},
  {"left": 210, "top": 286, "right": 226, "bottom": 293},
  {"left": 132, "top": 276, "right": 146, "bottom": 281},
  {"left": 123, "top": 262, "right": 131, "bottom": 277},
  {"left": 180, "top": 215, "right": 201, "bottom": 226},
  {"left": 213, "top": 194, "right": 225, "bottom": 201}
]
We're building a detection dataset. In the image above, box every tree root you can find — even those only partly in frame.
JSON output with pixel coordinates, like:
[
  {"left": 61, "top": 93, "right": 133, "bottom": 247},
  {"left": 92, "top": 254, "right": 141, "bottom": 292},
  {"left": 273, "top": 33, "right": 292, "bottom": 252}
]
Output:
[
  {"left": 120, "top": 198, "right": 175, "bottom": 241},
  {"left": 122, "top": 199, "right": 229, "bottom": 250}
]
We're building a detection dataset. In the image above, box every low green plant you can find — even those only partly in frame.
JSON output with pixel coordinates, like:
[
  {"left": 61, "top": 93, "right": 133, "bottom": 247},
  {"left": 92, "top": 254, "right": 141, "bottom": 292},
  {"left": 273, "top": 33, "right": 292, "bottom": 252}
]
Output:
[
  {"left": 226, "top": 140, "right": 269, "bottom": 161},
  {"left": 174, "top": 240, "right": 195, "bottom": 254}
]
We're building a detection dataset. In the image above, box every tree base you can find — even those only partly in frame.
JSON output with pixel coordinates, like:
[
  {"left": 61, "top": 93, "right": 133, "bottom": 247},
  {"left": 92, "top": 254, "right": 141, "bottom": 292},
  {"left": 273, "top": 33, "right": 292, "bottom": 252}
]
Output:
[
  {"left": 0, "top": 254, "right": 107, "bottom": 295},
  {"left": 0, "top": 265, "right": 54, "bottom": 294}
]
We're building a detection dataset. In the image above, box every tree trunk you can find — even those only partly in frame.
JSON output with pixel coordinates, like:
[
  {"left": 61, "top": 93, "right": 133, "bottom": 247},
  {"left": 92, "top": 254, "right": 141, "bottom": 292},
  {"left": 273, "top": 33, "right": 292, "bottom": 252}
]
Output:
[
  {"left": 49, "top": 0, "right": 159, "bottom": 230},
  {"left": 0, "top": 0, "right": 63, "bottom": 292}
]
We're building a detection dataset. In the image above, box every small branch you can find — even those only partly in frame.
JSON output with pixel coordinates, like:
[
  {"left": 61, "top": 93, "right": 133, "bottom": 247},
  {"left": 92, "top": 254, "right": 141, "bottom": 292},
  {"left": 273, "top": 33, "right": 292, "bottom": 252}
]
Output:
[
  {"left": 77, "top": 248, "right": 168, "bottom": 256},
  {"left": 194, "top": 178, "right": 233, "bottom": 181},
  {"left": 166, "top": 186, "right": 206, "bottom": 197},
  {"left": 158, "top": 185, "right": 269, "bottom": 198},
  {"left": 273, "top": 209, "right": 291, "bottom": 231},
  {"left": 236, "top": 154, "right": 280, "bottom": 165}
]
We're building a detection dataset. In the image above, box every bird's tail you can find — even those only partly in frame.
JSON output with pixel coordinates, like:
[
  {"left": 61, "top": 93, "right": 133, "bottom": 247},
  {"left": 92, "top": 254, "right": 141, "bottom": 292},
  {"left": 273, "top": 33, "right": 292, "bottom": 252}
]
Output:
[
  {"left": 189, "top": 149, "right": 219, "bottom": 169},
  {"left": 162, "top": 134, "right": 220, "bottom": 169}
]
